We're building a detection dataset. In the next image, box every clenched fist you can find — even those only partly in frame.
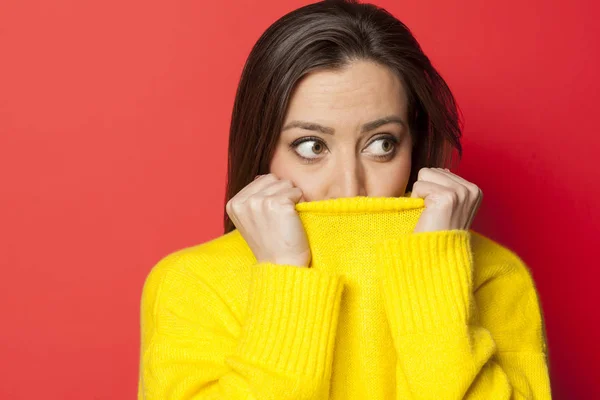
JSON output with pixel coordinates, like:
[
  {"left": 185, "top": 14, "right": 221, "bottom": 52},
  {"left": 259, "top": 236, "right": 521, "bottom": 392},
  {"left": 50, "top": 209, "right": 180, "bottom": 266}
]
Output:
[
  {"left": 410, "top": 167, "right": 483, "bottom": 233},
  {"left": 226, "top": 173, "right": 311, "bottom": 268}
]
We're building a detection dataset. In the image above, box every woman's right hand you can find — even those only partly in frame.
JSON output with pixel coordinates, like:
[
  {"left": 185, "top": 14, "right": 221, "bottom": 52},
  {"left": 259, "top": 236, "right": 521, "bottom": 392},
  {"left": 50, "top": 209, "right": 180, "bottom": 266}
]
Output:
[{"left": 226, "top": 173, "right": 311, "bottom": 268}]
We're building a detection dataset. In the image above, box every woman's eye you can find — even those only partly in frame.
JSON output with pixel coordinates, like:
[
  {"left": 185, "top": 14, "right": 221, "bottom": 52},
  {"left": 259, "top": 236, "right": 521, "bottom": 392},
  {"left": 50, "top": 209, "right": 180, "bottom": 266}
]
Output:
[
  {"left": 294, "top": 139, "right": 327, "bottom": 159},
  {"left": 289, "top": 135, "right": 398, "bottom": 163},
  {"left": 363, "top": 137, "right": 398, "bottom": 157}
]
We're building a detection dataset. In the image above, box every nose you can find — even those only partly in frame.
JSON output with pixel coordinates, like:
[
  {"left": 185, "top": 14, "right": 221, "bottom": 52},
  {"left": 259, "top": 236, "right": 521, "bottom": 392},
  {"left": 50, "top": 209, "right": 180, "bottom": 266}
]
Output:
[{"left": 326, "top": 159, "right": 367, "bottom": 199}]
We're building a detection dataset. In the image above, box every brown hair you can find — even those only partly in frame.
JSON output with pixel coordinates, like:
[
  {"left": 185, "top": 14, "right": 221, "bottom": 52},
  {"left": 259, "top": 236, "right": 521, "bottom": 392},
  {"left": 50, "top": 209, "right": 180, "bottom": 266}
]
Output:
[{"left": 224, "top": 0, "right": 463, "bottom": 234}]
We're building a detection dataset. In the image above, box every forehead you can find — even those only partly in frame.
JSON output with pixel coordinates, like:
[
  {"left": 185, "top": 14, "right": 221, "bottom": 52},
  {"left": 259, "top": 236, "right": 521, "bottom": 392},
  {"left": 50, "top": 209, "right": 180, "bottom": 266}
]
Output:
[{"left": 284, "top": 60, "right": 408, "bottom": 124}]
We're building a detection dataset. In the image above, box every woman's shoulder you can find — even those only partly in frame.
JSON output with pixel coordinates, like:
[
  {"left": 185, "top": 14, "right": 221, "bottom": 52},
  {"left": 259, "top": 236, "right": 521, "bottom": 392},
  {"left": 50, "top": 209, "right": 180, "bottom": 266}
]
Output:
[
  {"left": 469, "top": 229, "right": 539, "bottom": 291},
  {"left": 139, "top": 230, "right": 257, "bottom": 340},
  {"left": 469, "top": 229, "right": 522, "bottom": 262},
  {"left": 150, "top": 229, "right": 253, "bottom": 274},
  {"left": 141, "top": 229, "right": 255, "bottom": 310}
]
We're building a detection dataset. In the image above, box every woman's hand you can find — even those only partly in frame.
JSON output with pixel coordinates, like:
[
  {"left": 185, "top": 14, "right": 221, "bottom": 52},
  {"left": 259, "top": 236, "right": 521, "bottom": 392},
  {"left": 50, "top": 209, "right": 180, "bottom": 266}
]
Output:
[
  {"left": 410, "top": 167, "right": 483, "bottom": 233},
  {"left": 226, "top": 173, "right": 311, "bottom": 268}
]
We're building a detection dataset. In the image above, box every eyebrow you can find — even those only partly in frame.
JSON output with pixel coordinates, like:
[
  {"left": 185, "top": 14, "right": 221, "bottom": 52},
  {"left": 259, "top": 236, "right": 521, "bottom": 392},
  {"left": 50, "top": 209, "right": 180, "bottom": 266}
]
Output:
[{"left": 281, "top": 115, "right": 407, "bottom": 135}]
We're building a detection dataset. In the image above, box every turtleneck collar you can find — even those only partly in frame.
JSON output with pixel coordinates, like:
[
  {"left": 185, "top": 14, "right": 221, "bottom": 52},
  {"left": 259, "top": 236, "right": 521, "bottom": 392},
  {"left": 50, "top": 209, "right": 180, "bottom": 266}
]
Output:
[
  {"left": 295, "top": 193, "right": 423, "bottom": 214},
  {"left": 286, "top": 194, "right": 436, "bottom": 275},
  {"left": 294, "top": 194, "right": 425, "bottom": 245}
]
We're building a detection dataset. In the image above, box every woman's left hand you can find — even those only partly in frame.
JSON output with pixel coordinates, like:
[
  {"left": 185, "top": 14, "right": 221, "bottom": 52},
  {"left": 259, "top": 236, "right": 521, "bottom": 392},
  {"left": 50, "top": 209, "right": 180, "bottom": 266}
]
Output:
[{"left": 410, "top": 167, "right": 483, "bottom": 233}]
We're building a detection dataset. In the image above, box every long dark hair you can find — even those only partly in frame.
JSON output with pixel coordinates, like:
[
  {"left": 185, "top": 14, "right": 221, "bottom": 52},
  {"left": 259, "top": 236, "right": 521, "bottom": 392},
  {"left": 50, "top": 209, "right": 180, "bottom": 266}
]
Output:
[{"left": 224, "top": 0, "right": 463, "bottom": 234}]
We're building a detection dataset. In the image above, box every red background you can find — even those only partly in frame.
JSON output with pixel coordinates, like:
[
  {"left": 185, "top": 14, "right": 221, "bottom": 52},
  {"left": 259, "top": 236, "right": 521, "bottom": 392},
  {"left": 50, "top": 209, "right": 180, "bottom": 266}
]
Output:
[{"left": 1, "top": 0, "right": 598, "bottom": 398}]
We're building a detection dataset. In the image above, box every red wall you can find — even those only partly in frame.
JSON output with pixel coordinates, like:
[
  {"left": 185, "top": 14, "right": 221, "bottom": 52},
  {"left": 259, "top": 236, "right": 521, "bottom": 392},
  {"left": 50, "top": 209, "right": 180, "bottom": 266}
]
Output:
[{"left": 0, "top": 0, "right": 597, "bottom": 398}]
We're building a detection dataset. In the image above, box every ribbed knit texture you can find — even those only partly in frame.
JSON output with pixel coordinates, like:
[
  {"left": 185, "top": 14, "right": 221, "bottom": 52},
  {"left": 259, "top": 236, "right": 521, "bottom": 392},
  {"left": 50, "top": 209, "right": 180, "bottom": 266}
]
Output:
[{"left": 138, "top": 195, "right": 552, "bottom": 399}]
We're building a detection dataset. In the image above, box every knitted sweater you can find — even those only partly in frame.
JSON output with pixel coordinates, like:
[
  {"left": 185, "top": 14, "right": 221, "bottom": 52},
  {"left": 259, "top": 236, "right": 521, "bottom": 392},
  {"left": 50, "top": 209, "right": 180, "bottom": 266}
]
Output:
[{"left": 138, "top": 195, "right": 552, "bottom": 399}]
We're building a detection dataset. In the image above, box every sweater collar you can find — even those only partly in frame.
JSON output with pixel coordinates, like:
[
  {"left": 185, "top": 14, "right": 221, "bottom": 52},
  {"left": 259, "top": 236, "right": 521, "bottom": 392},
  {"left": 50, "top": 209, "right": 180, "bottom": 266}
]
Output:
[
  {"left": 295, "top": 192, "right": 424, "bottom": 214},
  {"left": 293, "top": 194, "right": 427, "bottom": 252}
]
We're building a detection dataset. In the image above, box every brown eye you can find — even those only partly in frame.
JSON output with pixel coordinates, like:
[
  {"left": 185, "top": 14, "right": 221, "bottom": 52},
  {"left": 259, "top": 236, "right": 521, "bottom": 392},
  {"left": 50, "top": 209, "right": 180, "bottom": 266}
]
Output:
[
  {"left": 294, "top": 139, "right": 327, "bottom": 159},
  {"left": 381, "top": 140, "right": 393, "bottom": 151},
  {"left": 312, "top": 142, "right": 324, "bottom": 154},
  {"left": 365, "top": 137, "right": 396, "bottom": 155},
  {"left": 362, "top": 135, "right": 400, "bottom": 161}
]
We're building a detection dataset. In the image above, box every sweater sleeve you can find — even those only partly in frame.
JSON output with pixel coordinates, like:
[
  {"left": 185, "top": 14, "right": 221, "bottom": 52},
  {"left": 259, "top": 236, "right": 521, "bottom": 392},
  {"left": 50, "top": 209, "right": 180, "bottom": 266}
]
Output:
[
  {"left": 138, "top": 253, "right": 345, "bottom": 400},
  {"left": 374, "top": 229, "right": 552, "bottom": 399}
]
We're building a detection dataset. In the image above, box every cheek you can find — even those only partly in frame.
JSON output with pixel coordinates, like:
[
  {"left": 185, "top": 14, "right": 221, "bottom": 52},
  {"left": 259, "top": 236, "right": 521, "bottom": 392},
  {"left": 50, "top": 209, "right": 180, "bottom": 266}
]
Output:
[
  {"left": 269, "top": 146, "right": 305, "bottom": 183},
  {"left": 269, "top": 143, "right": 291, "bottom": 176},
  {"left": 269, "top": 148, "right": 321, "bottom": 199},
  {"left": 367, "top": 157, "right": 412, "bottom": 196}
]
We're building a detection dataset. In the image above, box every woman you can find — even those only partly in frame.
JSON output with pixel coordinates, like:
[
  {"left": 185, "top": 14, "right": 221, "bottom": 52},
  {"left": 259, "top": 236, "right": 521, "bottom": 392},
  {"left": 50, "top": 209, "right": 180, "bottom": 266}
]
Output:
[{"left": 138, "top": 1, "right": 552, "bottom": 398}]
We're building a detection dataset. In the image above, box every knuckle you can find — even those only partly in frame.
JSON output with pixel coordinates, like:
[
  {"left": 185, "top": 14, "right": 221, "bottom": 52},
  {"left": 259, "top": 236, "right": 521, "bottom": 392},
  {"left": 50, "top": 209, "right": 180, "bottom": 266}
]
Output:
[
  {"left": 447, "top": 190, "right": 460, "bottom": 204},
  {"left": 466, "top": 183, "right": 481, "bottom": 199},
  {"left": 248, "top": 196, "right": 263, "bottom": 209},
  {"left": 264, "top": 196, "right": 281, "bottom": 209},
  {"left": 230, "top": 200, "right": 244, "bottom": 213}
]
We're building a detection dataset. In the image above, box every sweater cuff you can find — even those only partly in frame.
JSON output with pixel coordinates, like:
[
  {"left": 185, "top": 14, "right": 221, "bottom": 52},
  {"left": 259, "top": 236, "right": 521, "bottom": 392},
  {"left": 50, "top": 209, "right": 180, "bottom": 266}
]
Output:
[
  {"left": 375, "top": 229, "right": 474, "bottom": 336},
  {"left": 235, "top": 262, "right": 345, "bottom": 379}
]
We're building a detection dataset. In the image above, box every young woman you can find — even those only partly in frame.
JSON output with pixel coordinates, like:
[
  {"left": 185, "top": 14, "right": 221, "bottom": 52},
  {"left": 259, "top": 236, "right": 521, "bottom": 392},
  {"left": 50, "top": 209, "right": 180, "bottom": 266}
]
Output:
[{"left": 138, "top": 1, "right": 552, "bottom": 398}]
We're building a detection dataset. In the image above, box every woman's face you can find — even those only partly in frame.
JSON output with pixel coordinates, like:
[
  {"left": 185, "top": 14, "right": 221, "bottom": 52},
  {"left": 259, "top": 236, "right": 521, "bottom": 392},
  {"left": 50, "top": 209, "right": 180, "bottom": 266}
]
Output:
[{"left": 269, "top": 60, "right": 413, "bottom": 202}]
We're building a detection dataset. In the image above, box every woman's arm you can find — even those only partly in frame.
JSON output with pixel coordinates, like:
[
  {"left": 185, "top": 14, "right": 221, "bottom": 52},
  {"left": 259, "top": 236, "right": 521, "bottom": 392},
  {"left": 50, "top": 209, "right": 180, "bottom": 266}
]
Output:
[
  {"left": 138, "top": 252, "right": 345, "bottom": 400},
  {"left": 375, "top": 229, "right": 552, "bottom": 399}
]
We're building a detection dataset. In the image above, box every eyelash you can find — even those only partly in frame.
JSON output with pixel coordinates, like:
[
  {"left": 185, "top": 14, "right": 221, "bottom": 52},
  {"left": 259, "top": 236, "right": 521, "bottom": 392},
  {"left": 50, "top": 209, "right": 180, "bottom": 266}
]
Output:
[{"left": 288, "top": 134, "right": 400, "bottom": 164}]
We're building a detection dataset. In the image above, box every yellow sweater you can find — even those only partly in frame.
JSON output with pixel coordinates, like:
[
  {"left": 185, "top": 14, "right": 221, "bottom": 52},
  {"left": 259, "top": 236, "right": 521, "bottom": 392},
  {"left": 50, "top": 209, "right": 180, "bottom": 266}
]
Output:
[{"left": 138, "top": 195, "right": 552, "bottom": 399}]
